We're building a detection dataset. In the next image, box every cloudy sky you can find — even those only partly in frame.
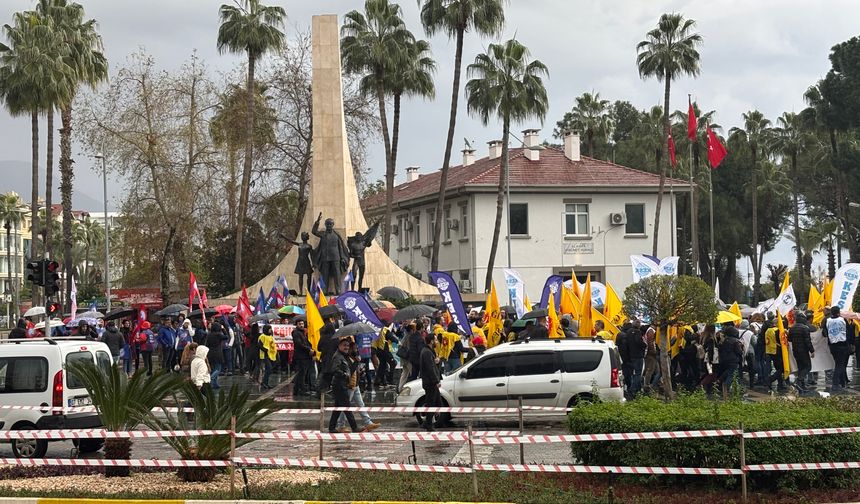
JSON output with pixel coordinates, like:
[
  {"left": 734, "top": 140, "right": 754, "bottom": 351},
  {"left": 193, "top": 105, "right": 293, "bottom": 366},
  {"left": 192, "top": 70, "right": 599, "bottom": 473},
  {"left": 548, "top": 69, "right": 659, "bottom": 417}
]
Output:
[{"left": 0, "top": 0, "right": 856, "bottom": 276}]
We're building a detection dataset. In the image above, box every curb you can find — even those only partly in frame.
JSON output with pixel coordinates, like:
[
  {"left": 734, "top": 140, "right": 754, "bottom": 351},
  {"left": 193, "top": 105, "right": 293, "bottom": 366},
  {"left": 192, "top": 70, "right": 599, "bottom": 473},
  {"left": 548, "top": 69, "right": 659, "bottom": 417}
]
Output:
[{"left": 0, "top": 500, "right": 513, "bottom": 504}]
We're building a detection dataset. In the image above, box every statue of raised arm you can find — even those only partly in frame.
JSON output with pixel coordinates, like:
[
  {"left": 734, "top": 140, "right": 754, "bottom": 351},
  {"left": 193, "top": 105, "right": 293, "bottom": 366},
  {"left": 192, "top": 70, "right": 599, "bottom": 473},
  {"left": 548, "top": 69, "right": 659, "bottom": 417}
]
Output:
[
  {"left": 347, "top": 221, "right": 380, "bottom": 292},
  {"left": 311, "top": 214, "right": 349, "bottom": 295}
]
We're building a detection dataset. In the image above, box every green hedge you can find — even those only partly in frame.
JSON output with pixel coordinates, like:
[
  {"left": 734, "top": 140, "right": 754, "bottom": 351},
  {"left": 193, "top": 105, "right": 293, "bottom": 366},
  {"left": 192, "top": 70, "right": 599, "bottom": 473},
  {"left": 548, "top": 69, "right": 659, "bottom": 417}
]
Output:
[{"left": 568, "top": 392, "right": 860, "bottom": 491}]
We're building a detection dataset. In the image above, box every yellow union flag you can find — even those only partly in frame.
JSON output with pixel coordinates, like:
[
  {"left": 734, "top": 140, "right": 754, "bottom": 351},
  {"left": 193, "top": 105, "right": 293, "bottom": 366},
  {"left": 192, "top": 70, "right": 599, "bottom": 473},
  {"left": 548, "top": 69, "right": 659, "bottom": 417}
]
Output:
[
  {"left": 579, "top": 274, "right": 593, "bottom": 337},
  {"left": 603, "top": 282, "right": 626, "bottom": 327},
  {"left": 305, "top": 292, "right": 324, "bottom": 360},
  {"left": 548, "top": 292, "right": 563, "bottom": 339},
  {"left": 484, "top": 281, "right": 503, "bottom": 348}
]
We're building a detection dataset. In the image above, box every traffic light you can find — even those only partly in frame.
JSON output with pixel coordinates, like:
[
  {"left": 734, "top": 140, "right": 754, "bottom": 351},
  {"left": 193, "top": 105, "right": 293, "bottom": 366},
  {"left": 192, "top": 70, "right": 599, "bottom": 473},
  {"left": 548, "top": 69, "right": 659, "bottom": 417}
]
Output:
[
  {"left": 47, "top": 302, "right": 62, "bottom": 317},
  {"left": 26, "top": 260, "right": 44, "bottom": 286},
  {"left": 44, "top": 260, "right": 60, "bottom": 298}
]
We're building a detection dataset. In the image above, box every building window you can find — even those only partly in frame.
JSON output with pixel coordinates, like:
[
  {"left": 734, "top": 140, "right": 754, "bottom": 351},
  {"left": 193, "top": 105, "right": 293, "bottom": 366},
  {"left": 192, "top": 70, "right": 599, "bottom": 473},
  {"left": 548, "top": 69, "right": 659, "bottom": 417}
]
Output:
[
  {"left": 403, "top": 215, "right": 412, "bottom": 248},
  {"left": 427, "top": 210, "right": 436, "bottom": 244},
  {"left": 509, "top": 203, "right": 528, "bottom": 236},
  {"left": 444, "top": 207, "right": 451, "bottom": 241},
  {"left": 460, "top": 204, "right": 469, "bottom": 239},
  {"left": 413, "top": 213, "right": 421, "bottom": 245},
  {"left": 564, "top": 203, "right": 589, "bottom": 236},
  {"left": 625, "top": 203, "right": 645, "bottom": 235},
  {"left": 397, "top": 215, "right": 404, "bottom": 249}
]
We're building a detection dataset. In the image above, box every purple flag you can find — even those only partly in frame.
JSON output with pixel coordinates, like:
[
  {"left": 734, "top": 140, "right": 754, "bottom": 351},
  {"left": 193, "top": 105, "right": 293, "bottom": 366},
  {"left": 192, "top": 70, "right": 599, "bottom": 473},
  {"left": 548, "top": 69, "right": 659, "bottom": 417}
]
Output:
[
  {"left": 255, "top": 287, "right": 266, "bottom": 314},
  {"left": 429, "top": 271, "right": 472, "bottom": 336},
  {"left": 539, "top": 275, "right": 564, "bottom": 310},
  {"left": 337, "top": 291, "right": 384, "bottom": 330}
]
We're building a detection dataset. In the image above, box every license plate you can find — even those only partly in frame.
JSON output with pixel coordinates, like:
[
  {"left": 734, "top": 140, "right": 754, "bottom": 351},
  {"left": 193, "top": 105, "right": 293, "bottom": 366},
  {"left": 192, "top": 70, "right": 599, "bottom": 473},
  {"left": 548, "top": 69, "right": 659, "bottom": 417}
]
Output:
[{"left": 68, "top": 397, "right": 92, "bottom": 407}]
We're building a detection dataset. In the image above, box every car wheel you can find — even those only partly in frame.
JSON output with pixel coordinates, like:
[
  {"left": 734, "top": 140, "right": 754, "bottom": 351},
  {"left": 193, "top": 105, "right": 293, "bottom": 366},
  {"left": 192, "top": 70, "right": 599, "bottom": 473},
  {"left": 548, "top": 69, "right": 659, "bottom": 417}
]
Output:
[
  {"left": 414, "top": 398, "right": 451, "bottom": 427},
  {"left": 73, "top": 438, "right": 105, "bottom": 454},
  {"left": 11, "top": 425, "right": 48, "bottom": 459},
  {"left": 567, "top": 394, "right": 594, "bottom": 409}
]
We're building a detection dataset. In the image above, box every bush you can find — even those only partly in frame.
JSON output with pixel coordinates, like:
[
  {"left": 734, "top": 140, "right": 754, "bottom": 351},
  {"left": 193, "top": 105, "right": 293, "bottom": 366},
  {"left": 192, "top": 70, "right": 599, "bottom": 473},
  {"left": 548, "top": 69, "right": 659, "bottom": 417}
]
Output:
[{"left": 568, "top": 391, "right": 860, "bottom": 491}]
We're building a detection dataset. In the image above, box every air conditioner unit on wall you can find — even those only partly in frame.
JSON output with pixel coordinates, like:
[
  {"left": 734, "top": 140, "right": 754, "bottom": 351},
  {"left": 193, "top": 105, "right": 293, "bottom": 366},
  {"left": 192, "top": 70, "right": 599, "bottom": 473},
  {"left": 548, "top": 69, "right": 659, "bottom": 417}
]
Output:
[
  {"left": 391, "top": 224, "right": 400, "bottom": 236},
  {"left": 609, "top": 212, "right": 626, "bottom": 226},
  {"left": 447, "top": 218, "right": 460, "bottom": 230},
  {"left": 459, "top": 279, "right": 472, "bottom": 292},
  {"left": 420, "top": 246, "right": 432, "bottom": 257}
]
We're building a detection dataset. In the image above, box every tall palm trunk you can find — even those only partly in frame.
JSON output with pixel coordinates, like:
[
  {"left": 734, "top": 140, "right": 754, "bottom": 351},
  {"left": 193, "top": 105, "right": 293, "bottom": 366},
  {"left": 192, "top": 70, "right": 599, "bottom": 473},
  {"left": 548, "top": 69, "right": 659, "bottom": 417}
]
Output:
[
  {"left": 5, "top": 223, "right": 11, "bottom": 322},
  {"left": 484, "top": 116, "right": 510, "bottom": 292},
  {"left": 30, "top": 111, "right": 39, "bottom": 306},
  {"left": 791, "top": 153, "right": 805, "bottom": 302},
  {"left": 431, "top": 27, "right": 465, "bottom": 272},
  {"left": 652, "top": 75, "right": 671, "bottom": 257},
  {"left": 391, "top": 91, "right": 402, "bottom": 197},
  {"left": 59, "top": 105, "right": 74, "bottom": 311},
  {"left": 46, "top": 109, "right": 54, "bottom": 260},
  {"left": 750, "top": 147, "right": 759, "bottom": 304},
  {"left": 234, "top": 53, "right": 256, "bottom": 290},
  {"left": 376, "top": 79, "right": 394, "bottom": 255}
]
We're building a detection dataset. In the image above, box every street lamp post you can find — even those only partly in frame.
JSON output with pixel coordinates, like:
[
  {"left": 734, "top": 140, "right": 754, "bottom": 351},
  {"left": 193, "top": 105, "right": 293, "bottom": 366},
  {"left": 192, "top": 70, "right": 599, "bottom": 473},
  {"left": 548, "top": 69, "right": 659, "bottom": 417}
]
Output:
[{"left": 95, "top": 153, "right": 110, "bottom": 308}]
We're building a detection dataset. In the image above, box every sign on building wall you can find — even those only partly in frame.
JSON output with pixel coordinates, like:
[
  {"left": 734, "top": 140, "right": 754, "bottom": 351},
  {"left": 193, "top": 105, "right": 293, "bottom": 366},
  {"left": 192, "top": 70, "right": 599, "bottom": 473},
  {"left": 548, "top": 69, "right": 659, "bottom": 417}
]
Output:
[{"left": 563, "top": 242, "right": 594, "bottom": 255}]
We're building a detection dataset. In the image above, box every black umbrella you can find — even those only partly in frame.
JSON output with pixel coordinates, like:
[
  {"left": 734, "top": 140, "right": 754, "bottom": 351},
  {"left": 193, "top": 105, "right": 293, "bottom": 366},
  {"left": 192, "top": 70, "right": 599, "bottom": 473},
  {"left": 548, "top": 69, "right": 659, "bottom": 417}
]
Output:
[
  {"left": 368, "top": 299, "right": 385, "bottom": 309},
  {"left": 250, "top": 311, "right": 279, "bottom": 323},
  {"left": 156, "top": 304, "right": 188, "bottom": 317},
  {"left": 319, "top": 305, "right": 343, "bottom": 318},
  {"left": 104, "top": 307, "right": 136, "bottom": 321},
  {"left": 392, "top": 303, "right": 436, "bottom": 323},
  {"left": 188, "top": 307, "right": 218, "bottom": 319},
  {"left": 500, "top": 305, "right": 516, "bottom": 315},
  {"left": 522, "top": 308, "right": 548, "bottom": 320},
  {"left": 378, "top": 286, "right": 409, "bottom": 300},
  {"left": 335, "top": 322, "right": 378, "bottom": 338}
]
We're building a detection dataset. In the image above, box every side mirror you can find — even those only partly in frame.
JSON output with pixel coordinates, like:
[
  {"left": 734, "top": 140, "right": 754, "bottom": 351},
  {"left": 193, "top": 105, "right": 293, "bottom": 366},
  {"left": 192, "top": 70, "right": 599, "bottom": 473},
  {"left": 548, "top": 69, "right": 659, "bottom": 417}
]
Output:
[{"left": 459, "top": 371, "right": 467, "bottom": 380}]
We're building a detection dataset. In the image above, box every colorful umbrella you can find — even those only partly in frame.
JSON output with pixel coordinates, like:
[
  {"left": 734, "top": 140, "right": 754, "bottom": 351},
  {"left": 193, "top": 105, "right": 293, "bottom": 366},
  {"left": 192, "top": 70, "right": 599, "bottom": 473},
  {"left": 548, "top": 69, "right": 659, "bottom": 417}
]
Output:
[
  {"left": 278, "top": 305, "right": 305, "bottom": 315},
  {"left": 214, "top": 304, "right": 234, "bottom": 315}
]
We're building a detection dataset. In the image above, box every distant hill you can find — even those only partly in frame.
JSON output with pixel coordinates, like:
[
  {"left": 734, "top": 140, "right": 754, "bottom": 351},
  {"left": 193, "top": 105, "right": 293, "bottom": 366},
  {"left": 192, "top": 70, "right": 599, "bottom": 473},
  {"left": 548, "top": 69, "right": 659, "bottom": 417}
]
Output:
[{"left": 0, "top": 159, "right": 109, "bottom": 211}]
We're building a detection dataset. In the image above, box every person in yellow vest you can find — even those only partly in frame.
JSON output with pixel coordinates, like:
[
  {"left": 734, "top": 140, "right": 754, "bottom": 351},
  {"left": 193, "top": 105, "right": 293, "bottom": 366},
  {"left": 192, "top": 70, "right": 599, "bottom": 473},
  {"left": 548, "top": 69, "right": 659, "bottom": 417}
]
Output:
[
  {"left": 258, "top": 324, "right": 278, "bottom": 390},
  {"left": 594, "top": 320, "right": 613, "bottom": 341},
  {"left": 764, "top": 323, "right": 786, "bottom": 392}
]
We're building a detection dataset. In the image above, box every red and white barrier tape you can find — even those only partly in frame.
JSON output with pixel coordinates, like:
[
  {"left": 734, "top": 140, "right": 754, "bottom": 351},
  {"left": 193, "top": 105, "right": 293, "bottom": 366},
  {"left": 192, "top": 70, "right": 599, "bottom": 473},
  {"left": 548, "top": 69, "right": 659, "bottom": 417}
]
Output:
[
  {"left": 474, "top": 463, "right": 743, "bottom": 476},
  {"left": 744, "top": 427, "right": 860, "bottom": 439},
  {"left": 232, "top": 457, "right": 472, "bottom": 473},
  {"left": 0, "top": 404, "right": 566, "bottom": 414},
  {"left": 235, "top": 430, "right": 517, "bottom": 442},
  {"left": 471, "top": 430, "right": 741, "bottom": 445},
  {"left": 0, "top": 458, "right": 230, "bottom": 468},
  {"left": 0, "top": 429, "right": 231, "bottom": 440},
  {"left": 745, "top": 462, "right": 860, "bottom": 471}
]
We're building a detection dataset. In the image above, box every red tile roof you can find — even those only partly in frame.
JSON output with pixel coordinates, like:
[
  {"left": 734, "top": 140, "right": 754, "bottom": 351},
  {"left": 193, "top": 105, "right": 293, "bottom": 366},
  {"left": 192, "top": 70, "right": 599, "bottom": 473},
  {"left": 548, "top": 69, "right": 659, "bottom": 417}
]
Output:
[{"left": 362, "top": 146, "right": 690, "bottom": 210}]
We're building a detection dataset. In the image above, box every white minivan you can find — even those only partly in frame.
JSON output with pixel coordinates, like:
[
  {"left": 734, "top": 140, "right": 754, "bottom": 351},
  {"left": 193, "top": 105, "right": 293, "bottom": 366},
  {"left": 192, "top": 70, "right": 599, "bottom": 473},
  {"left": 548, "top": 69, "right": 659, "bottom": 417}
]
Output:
[
  {"left": 0, "top": 338, "right": 109, "bottom": 457},
  {"left": 397, "top": 338, "right": 623, "bottom": 425}
]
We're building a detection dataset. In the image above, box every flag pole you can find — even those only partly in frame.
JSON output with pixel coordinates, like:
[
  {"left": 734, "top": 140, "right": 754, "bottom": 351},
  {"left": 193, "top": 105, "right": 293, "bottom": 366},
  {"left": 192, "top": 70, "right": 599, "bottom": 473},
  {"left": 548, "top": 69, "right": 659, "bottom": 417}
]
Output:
[
  {"left": 689, "top": 141, "right": 695, "bottom": 275},
  {"left": 709, "top": 165, "right": 716, "bottom": 288}
]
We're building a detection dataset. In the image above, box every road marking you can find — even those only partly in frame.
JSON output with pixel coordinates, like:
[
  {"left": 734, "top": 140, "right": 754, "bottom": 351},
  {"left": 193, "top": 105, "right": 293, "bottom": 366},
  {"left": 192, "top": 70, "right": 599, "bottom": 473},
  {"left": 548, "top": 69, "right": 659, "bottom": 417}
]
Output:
[{"left": 450, "top": 440, "right": 493, "bottom": 465}]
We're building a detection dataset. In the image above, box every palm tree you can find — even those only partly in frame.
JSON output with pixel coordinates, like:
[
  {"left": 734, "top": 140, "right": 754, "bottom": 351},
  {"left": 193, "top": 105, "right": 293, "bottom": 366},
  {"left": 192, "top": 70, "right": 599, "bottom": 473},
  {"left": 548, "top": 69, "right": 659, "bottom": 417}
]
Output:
[
  {"left": 147, "top": 382, "right": 276, "bottom": 482},
  {"left": 636, "top": 13, "right": 702, "bottom": 257},
  {"left": 386, "top": 38, "right": 436, "bottom": 220},
  {"left": 0, "top": 193, "right": 24, "bottom": 322},
  {"left": 217, "top": 0, "right": 285, "bottom": 290},
  {"left": 465, "top": 39, "right": 549, "bottom": 292},
  {"left": 556, "top": 91, "right": 612, "bottom": 157},
  {"left": 729, "top": 110, "right": 771, "bottom": 304},
  {"left": 420, "top": 0, "right": 506, "bottom": 271},
  {"left": 78, "top": 216, "right": 103, "bottom": 289},
  {"left": 769, "top": 112, "right": 809, "bottom": 302},
  {"left": 785, "top": 227, "right": 821, "bottom": 280},
  {"left": 38, "top": 0, "right": 108, "bottom": 311},
  {"left": 0, "top": 9, "right": 71, "bottom": 305},
  {"left": 341, "top": 0, "right": 413, "bottom": 254},
  {"left": 66, "top": 361, "right": 184, "bottom": 477}
]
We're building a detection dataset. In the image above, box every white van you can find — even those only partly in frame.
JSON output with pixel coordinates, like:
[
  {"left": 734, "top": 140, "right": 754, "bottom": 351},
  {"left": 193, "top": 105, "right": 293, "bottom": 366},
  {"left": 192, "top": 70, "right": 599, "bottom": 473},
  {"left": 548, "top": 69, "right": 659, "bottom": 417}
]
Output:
[
  {"left": 397, "top": 338, "right": 623, "bottom": 425},
  {"left": 0, "top": 338, "right": 109, "bottom": 457}
]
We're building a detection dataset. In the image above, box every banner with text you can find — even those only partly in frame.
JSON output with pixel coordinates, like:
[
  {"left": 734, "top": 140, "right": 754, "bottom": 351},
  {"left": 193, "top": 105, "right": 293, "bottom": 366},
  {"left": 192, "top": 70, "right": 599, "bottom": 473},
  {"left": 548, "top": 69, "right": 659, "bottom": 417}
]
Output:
[
  {"left": 539, "top": 275, "right": 564, "bottom": 310},
  {"left": 337, "top": 291, "right": 385, "bottom": 330},
  {"left": 429, "top": 271, "right": 472, "bottom": 337},
  {"left": 630, "top": 255, "right": 680, "bottom": 283},
  {"left": 503, "top": 269, "right": 527, "bottom": 318},
  {"left": 832, "top": 263, "right": 860, "bottom": 311}
]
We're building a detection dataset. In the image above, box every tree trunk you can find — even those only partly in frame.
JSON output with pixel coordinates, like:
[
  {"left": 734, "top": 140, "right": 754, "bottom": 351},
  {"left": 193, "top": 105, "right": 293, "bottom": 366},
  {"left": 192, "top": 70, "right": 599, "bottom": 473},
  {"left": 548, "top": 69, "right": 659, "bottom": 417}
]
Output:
[
  {"left": 377, "top": 78, "right": 394, "bottom": 255},
  {"left": 431, "top": 27, "right": 465, "bottom": 272},
  {"left": 46, "top": 109, "right": 54, "bottom": 263},
  {"left": 234, "top": 52, "right": 256, "bottom": 290},
  {"left": 750, "top": 146, "right": 759, "bottom": 304},
  {"left": 691, "top": 143, "right": 699, "bottom": 276},
  {"left": 6, "top": 224, "right": 11, "bottom": 322},
  {"left": 160, "top": 226, "right": 176, "bottom": 306},
  {"left": 587, "top": 129, "right": 594, "bottom": 158},
  {"left": 84, "top": 245, "right": 90, "bottom": 289},
  {"left": 652, "top": 76, "right": 671, "bottom": 257},
  {"left": 389, "top": 92, "right": 403, "bottom": 250},
  {"left": 828, "top": 237, "right": 836, "bottom": 279},
  {"left": 658, "top": 325, "right": 674, "bottom": 400},
  {"left": 484, "top": 116, "right": 510, "bottom": 293},
  {"left": 30, "top": 111, "right": 39, "bottom": 307},
  {"left": 227, "top": 149, "right": 237, "bottom": 229},
  {"left": 791, "top": 154, "right": 805, "bottom": 303},
  {"left": 59, "top": 105, "right": 74, "bottom": 312}
]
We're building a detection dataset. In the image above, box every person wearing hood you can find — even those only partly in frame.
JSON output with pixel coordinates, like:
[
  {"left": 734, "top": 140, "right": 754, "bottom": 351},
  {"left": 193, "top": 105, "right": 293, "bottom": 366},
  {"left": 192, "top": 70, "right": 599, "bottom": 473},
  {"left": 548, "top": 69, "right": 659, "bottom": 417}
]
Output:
[
  {"left": 8, "top": 319, "right": 26, "bottom": 339},
  {"left": 738, "top": 320, "right": 757, "bottom": 389},
  {"left": 102, "top": 321, "right": 126, "bottom": 364},
  {"left": 788, "top": 312, "right": 814, "bottom": 393},
  {"left": 206, "top": 322, "right": 227, "bottom": 389},
  {"left": 176, "top": 319, "right": 194, "bottom": 358},
  {"left": 190, "top": 344, "right": 211, "bottom": 391},
  {"left": 717, "top": 321, "right": 744, "bottom": 396},
  {"left": 139, "top": 321, "right": 156, "bottom": 376}
]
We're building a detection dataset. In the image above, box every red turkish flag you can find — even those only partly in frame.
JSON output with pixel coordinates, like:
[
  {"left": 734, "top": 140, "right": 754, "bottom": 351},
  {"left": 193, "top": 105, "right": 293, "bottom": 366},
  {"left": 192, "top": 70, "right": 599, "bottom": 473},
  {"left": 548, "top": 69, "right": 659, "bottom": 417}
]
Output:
[
  {"left": 236, "top": 284, "right": 253, "bottom": 330},
  {"left": 668, "top": 134, "right": 677, "bottom": 168},
  {"left": 706, "top": 126, "right": 727, "bottom": 168},
  {"left": 188, "top": 272, "right": 200, "bottom": 310},
  {"left": 687, "top": 98, "right": 697, "bottom": 141}
]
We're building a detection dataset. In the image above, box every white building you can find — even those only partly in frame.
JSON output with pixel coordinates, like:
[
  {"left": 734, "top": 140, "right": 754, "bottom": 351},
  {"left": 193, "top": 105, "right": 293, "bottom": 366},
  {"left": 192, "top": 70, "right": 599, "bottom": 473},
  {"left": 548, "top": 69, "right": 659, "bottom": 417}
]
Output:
[{"left": 362, "top": 131, "right": 691, "bottom": 299}]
